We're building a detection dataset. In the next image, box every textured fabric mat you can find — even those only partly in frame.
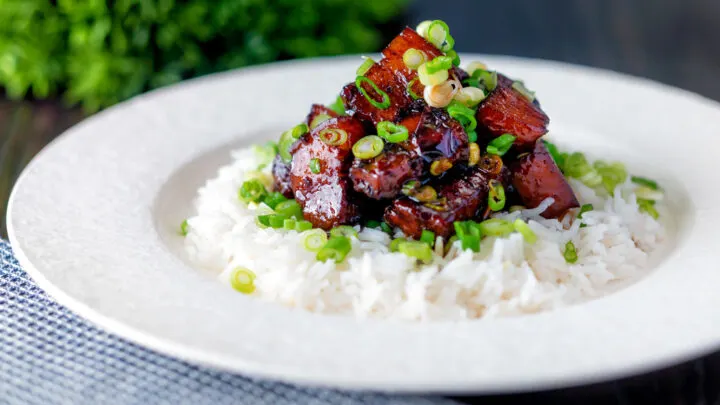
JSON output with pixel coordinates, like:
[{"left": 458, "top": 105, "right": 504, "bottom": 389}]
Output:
[{"left": 0, "top": 239, "right": 459, "bottom": 405}]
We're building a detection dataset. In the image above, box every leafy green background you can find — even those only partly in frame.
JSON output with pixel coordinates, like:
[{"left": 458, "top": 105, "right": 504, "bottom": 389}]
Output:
[{"left": 0, "top": 0, "right": 407, "bottom": 112}]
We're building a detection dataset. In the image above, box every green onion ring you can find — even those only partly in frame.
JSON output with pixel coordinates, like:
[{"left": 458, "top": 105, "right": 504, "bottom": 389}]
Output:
[
  {"left": 487, "top": 179, "right": 506, "bottom": 211},
  {"left": 355, "top": 76, "right": 391, "bottom": 109},
  {"left": 318, "top": 128, "right": 348, "bottom": 146},
  {"left": 377, "top": 121, "right": 409, "bottom": 143},
  {"left": 352, "top": 135, "right": 384, "bottom": 160}
]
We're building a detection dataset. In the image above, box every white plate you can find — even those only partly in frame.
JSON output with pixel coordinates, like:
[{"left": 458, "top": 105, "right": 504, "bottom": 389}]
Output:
[{"left": 8, "top": 55, "right": 720, "bottom": 394}]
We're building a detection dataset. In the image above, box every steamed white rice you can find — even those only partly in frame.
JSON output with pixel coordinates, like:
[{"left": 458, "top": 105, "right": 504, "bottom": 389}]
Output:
[{"left": 184, "top": 146, "right": 665, "bottom": 321}]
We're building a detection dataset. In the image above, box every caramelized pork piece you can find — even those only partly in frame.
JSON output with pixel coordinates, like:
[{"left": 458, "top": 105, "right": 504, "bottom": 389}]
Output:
[
  {"left": 476, "top": 77, "right": 549, "bottom": 148},
  {"left": 306, "top": 104, "right": 339, "bottom": 128},
  {"left": 384, "top": 155, "right": 507, "bottom": 239},
  {"left": 341, "top": 58, "right": 414, "bottom": 127},
  {"left": 510, "top": 141, "right": 579, "bottom": 218},
  {"left": 381, "top": 27, "right": 443, "bottom": 84},
  {"left": 289, "top": 117, "right": 366, "bottom": 229},
  {"left": 271, "top": 154, "right": 294, "bottom": 198},
  {"left": 412, "top": 107, "right": 469, "bottom": 164},
  {"left": 349, "top": 148, "right": 424, "bottom": 200}
]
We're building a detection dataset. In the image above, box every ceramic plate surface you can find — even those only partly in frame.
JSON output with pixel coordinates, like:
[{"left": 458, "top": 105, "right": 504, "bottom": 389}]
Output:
[{"left": 8, "top": 55, "right": 720, "bottom": 393}]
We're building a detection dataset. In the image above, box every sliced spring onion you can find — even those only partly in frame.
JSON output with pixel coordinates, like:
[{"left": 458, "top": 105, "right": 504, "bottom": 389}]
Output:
[
  {"left": 446, "top": 100, "right": 477, "bottom": 132},
  {"left": 401, "top": 180, "right": 419, "bottom": 196},
  {"left": 229, "top": 267, "right": 256, "bottom": 294},
  {"left": 309, "top": 158, "right": 321, "bottom": 174},
  {"left": 513, "top": 219, "right": 537, "bottom": 244},
  {"left": 446, "top": 49, "right": 461, "bottom": 66},
  {"left": 426, "top": 20, "right": 450, "bottom": 50},
  {"left": 453, "top": 87, "right": 485, "bottom": 108},
  {"left": 180, "top": 219, "right": 189, "bottom": 236},
  {"left": 274, "top": 200, "right": 303, "bottom": 219},
  {"left": 635, "top": 186, "right": 664, "bottom": 201},
  {"left": 268, "top": 214, "right": 286, "bottom": 228},
  {"left": 429, "top": 158, "right": 453, "bottom": 176},
  {"left": 631, "top": 176, "right": 659, "bottom": 190},
  {"left": 411, "top": 185, "right": 438, "bottom": 203},
  {"left": 365, "top": 220, "right": 382, "bottom": 229},
  {"left": 262, "top": 192, "right": 288, "bottom": 209},
  {"left": 638, "top": 199, "right": 660, "bottom": 219},
  {"left": 486, "top": 133, "right": 516, "bottom": 156},
  {"left": 416, "top": 20, "right": 432, "bottom": 37},
  {"left": 454, "top": 220, "right": 482, "bottom": 252},
  {"left": 563, "top": 241, "right": 578, "bottom": 264},
  {"left": 316, "top": 235, "right": 352, "bottom": 263},
  {"left": 309, "top": 113, "right": 332, "bottom": 129},
  {"left": 252, "top": 141, "right": 278, "bottom": 169},
  {"left": 380, "top": 222, "right": 393, "bottom": 234},
  {"left": 417, "top": 62, "right": 449, "bottom": 86},
  {"left": 330, "top": 225, "right": 359, "bottom": 239},
  {"left": 352, "top": 135, "right": 384, "bottom": 159},
  {"left": 480, "top": 70, "right": 498, "bottom": 91},
  {"left": 377, "top": 121, "right": 409, "bottom": 143},
  {"left": 487, "top": 179, "right": 506, "bottom": 211},
  {"left": 465, "top": 61, "right": 488, "bottom": 76},
  {"left": 563, "top": 152, "right": 602, "bottom": 187},
  {"left": 398, "top": 240, "right": 434, "bottom": 263},
  {"left": 402, "top": 48, "right": 427, "bottom": 70},
  {"left": 467, "top": 130, "right": 478, "bottom": 143},
  {"left": 318, "top": 128, "right": 348, "bottom": 146},
  {"left": 578, "top": 203, "right": 593, "bottom": 228},
  {"left": 291, "top": 123, "right": 309, "bottom": 139},
  {"left": 355, "top": 76, "right": 391, "bottom": 109},
  {"left": 356, "top": 56, "right": 375, "bottom": 76},
  {"left": 423, "top": 197, "right": 448, "bottom": 212},
  {"left": 425, "top": 55, "right": 453, "bottom": 74},
  {"left": 283, "top": 218, "right": 296, "bottom": 230},
  {"left": 542, "top": 140, "right": 565, "bottom": 171},
  {"left": 328, "top": 95, "right": 345, "bottom": 115},
  {"left": 238, "top": 179, "right": 268, "bottom": 203},
  {"left": 511, "top": 80, "right": 535, "bottom": 102},
  {"left": 594, "top": 160, "right": 628, "bottom": 194},
  {"left": 390, "top": 238, "right": 405, "bottom": 252},
  {"left": 468, "top": 142, "right": 481, "bottom": 166},
  {"left": 478, "top": 218, "right": 514, "bottom": 237},
  {"left": 278, "top": 129, "right": 296, "bottom": 163},
  {"left": 420, "top": 230, "right": 435, "bottom": 247},
  {"left": 477, "top": 154, "right": 504, "bottom": 175},
  {"left": 295, "top": 220, "right": 313, "bottom": 232},
  {"left": 406, "top": 77, "right": 422, "bottom": 100},
  {"left": 440, "top": 34, "right": 455, "bottom": 52},
  {"left": 302, "top": 229, "right": 328, "bottom": 252}
]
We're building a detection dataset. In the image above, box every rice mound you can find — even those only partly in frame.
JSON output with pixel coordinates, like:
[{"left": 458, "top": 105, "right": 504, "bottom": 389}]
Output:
[{"left": 184, "top": 146, "right": 665, "bottom": 321}]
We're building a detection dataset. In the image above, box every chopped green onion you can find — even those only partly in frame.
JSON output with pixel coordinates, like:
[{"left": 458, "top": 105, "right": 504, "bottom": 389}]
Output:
[
  {"left": 283, "top": 218, "right": 297, "bottom": 230},
  {"left": 238, "top": 179, "right": 268, "bottom": 203},
  {"left": 295, "top": 220, "right": 313, "bottom": 232},
  {"left": 318, "top": 128, "right": 348, "bottom": 146},
  {"left": 291, "top": 123, "right": 309, "bottom": 139},
  {"left": 180, "top": 219, "right": 189, "bottom": 236},
  {"left": 302, "top": 229, "right": 328, "bottom": 252},
  {"left": 430, "top": 158, "right": 453, "bottom": 176},
  {"left": 578, "top": 203, "right": 593, "bottom": 228},
  {"left": 631, "top": 176, "right": 659, "bottom": 190},
  {"left": 252, "top": 142, "right": 278, "bottom": 169},
  {"left": 398, "top": 240, "right": 434, "bottom": 263},
  {"left": 365, "top": 220, "right": 381, "bottom": 229},
  {"left": 446, "top": 49, "right": 461, "bottom": 66},
  {"left": 446, "top": 100, "right": 477, "bottom": 132},
  {"left": 594, "top": 161, "right": 628, "bottom": 193},
  {"left": 309, "top": 158, "right": 321, "bottom": 174},
  {"left": 416, "top": 20, "right": 432, "bottom": 37},
  {"left": 638, "top": 199, "right": 660, "bottom": 219},
  {"left": 310, "top": 113, "right": 332, "bottom": 129},
  {"left": 352, "top": 135, "right": 384, "bottom": 160},
  {"left": 356, "top": 76, "right": 391, "bottom": 109},
  {"left": 407, "top": 77, "right": 422, "bottom": 100},
  {"left": 390, "top": 238, "right": 405, "bottom": 252},
  {"left": 380, "top": 222, "right": 393, "bottom": 234},
  {"left": 229, "top": 267, "right": 256, "bottom": 294},
  {"left": 453, "top": 87, "right": 485, "bottom": 108},
  {"left": 511, "top": 80, "right": 535, "bottom": 102},
  {"left": 468, "top": 142, "right": 481, "bottom": 166},
  {"left": 316, "top": 235, "right": 352, "bottom": 263},
  {"left": 486, "top": 133, "right": 516, "bottom": 156},
  {"left": 256, "top": 214, "right": 271, "bottom": 227},
  {"left": 426, "top": 20, "right": 450, "bottom": 50},
  {"left": 275, "top": 200, "right": 303, "bottom": 219},
  {"left": 328, "top": 95, "right": 345, "bottom": 115},
  {"left": 467, "top": 130, "right": 478, "bottom": 143},
  {"left": 487, "top": 179, "right": 506, "bottom": 211},
  {"left": 330, "top": 225, "right": 359, "bottom": 239},
  {"left": 425, "top": 55, "right": 453, "bottom": 74},
  {"left": 402, "top": 48, "right": 427, "bottom": 70},
  {"left": 563, "top": 241, "right": 578, "bottom": 264},
  {"left": 268, "top": 214, "right": 287, "bottom": 228},
  {"left": 564, "top": 152, "right": 602, "bottom": 187},
  {"left": 377, "top": 121, "right": 410, "bottom": 143},
  {"left": 465, "top": 61, "right": 488, "bottom": 76},
  {"left": 356, "top": 56, "right": 375, "bottom": 76},
  {"left": 417, "top": 63, "right": 449, "bottom": 86},
  {"left": 480, "top": 70, "right": 498, "bottom": 91},
  {"left": 409, "top": 185, "right": 438, "bottom": 203},
  {"left": 420, "top": 230, "right": 435, "bottom": 247},
  {"left": 478, "top": 218, "right": 514, "bottom": 237},
  {"left": 542, "top": 140, "right": 565, "bottom": 171},
  {"left": 262, "top": 192, "right": 288, "bottom": 209},
  {"left": 401, "top": 180, "right": 419, "bottom": 196},
  {"left": 440, "top": 34, "right": 455, "bottom": 52},
  {"left": 278, "top": 129, "right": 296, "bottom": 163},
  {"left": 635, "top": 186, "right": 664, "bottom": 201},
  {"left": 513, "top": 219, "right": 537, "bottom": 244},
  {"left": 454, "top": 221, "right": 482, "bottom": 252}
]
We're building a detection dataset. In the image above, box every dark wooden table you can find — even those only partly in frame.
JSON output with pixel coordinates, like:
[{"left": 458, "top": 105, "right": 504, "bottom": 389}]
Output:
[{"left": 2, "top": 0, "right": 720, "bottom": 402}]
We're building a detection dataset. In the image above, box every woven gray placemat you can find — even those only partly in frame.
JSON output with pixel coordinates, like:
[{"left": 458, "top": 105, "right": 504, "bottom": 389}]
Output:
[{"left": 0, "top": 239, "right": 460, "bottom": 405}]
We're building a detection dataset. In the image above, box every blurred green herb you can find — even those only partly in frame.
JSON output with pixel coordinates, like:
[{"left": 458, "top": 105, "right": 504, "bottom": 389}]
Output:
[{"left": 0, "top": 0, "right": 407, "bottom": 112}]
